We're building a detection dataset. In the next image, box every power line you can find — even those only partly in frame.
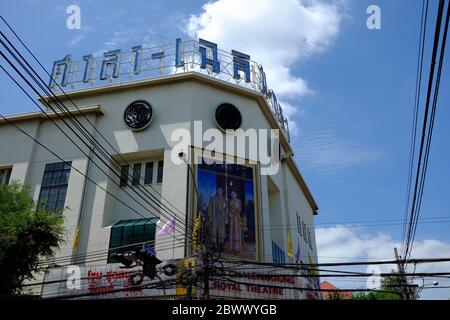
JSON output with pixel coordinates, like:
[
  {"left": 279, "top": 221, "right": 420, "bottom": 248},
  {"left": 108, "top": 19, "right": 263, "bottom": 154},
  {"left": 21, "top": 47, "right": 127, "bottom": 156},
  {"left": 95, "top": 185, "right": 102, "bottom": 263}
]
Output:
[
  {"left": 0, "top": 13, "right": 189, "bottom": 226},
  {"left": 257, "top": 218, "right": 450, "bottom": 231},
  {"left": 210, "top": 275, "right": 400, "bottom": 296},
  {"left": 0, "top": 31, "right": 194, "bottom": 242},
  {"left": 0, "top": 113, "right": 193, "bottom": 254},
  {"left": 408, "top": 0, "right": 450, "bottom": 260},
  {"left": 403, "top": 0, "right": 449, "bottom": 262},
  {"left": 218, "top": 271, "right": 450, "bottom": 279},
  {"left": 20, "top": 259, "right": 450, "bottom": 293},
  {"left": 0, "top": 114, "right": 202, "bottom": 274},
  {"left": 0, "top": 46, "right": 193, "bottom": 246},
  {"left": 0, "top": 59, "right": 189, "bottom": 249},
  {"left": 220, "top": 257, "right": 450, "bottom": 269},
  {"left": 403, "top": 0, "right": 429, "bottom": 252}
]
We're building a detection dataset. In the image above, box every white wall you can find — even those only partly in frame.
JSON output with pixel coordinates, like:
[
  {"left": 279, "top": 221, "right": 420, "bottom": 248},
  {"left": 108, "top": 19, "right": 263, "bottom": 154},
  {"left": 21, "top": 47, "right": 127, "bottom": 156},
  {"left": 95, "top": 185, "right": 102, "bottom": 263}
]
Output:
[{"left": 0, "top": 77, "right": 318, "bottom": 269}]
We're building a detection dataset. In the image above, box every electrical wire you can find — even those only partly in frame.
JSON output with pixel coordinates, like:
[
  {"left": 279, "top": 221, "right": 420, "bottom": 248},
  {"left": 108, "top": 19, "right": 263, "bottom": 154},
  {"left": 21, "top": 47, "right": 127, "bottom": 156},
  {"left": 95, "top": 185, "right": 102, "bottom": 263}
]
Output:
[
  {"left": 0, "top": 57, "right": 191, "bottom": 245},
  {"left": 0, "top": 34, "right": 194, "bottom": 241},
  {"left": 0, "top": 113, "right": 194, "bottom": 264},
  {"left": 0, "top": 13, "right": 190, "bottom": 227},
  {"left": 402, "top": 0, "right": 429, "bottom": 255},
  {"left": 403, "top": 0, "right": 448, "bottom": 261},
  {"left": 408, "top": 0, "right": 450, "bottom": 260}
]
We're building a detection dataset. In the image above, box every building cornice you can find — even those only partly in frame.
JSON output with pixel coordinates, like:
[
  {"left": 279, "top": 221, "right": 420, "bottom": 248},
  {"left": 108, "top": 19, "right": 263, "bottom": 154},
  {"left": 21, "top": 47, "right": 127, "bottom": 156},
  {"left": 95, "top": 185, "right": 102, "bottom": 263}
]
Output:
[{"left": 0, "top": 105, "right": 104, "bottom": 124}]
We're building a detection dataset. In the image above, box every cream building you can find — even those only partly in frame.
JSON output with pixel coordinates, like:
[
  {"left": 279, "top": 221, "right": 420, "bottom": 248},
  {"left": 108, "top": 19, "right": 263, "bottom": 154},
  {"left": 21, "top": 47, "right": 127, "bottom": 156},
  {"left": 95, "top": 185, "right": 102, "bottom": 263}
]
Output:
[{"left": 0, "top": 39, "right": 320, "bottom": 299}]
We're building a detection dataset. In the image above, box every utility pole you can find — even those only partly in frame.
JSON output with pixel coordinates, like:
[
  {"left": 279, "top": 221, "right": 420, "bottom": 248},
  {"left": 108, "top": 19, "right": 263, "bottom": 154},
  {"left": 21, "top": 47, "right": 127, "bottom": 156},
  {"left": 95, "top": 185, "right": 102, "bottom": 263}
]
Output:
[
  {"left": 202, "top": 249, "right": 210, "bottom": 299},
  {"left": 180, "top": 149, "right": 211, "bottom": 299},
  {"left": 198, "top": 206, "right": 210, "bottom": 300},
  {"left": 394, "top": 247, "right": 411, "bottom": 300}
]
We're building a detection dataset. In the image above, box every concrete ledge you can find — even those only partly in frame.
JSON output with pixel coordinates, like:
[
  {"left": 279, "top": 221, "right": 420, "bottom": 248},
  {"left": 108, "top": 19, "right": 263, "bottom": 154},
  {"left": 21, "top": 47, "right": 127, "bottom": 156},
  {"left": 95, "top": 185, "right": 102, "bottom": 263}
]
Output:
[{"left": 0, "top": 104, "right": 104, "bottom": 124}]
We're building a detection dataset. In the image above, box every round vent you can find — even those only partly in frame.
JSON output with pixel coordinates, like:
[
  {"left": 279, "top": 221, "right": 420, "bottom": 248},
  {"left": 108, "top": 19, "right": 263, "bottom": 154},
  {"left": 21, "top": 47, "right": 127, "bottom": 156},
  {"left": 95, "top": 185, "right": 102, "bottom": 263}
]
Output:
[
  {"left": 123, "top": 100, "right": 153, "bottom": 130},
  {"left": 215, "top": 103, "right": 242, "bottom": 131}
]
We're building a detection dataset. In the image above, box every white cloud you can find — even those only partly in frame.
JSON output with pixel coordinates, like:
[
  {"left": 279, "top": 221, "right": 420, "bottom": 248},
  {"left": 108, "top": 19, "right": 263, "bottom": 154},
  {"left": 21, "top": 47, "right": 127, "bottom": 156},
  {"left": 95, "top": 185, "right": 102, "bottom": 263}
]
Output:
[
  {"left": 317, "top": 226, "right": 400, "bottom": 263},
  {"left": 293, "top": 126, "right": 382, "bottom": 175},
  {"left": 103, "top": 30, "right": 130, "bottom": 50},
  {"left": 279, "top": 100, "right": 304, "bottom": 137},
  {"left": 94, "top": 25, "right": 156, "bottom": 56},
  {"left": 185, "top": 0, "right": 345, "bottom": 128},
  {"left": 316, "top": 226, "right": 450, "bottom": 299},
  {"left": 65, "top": 25, "right": 95, "bottom": 48},
  {"left": 67, "top": 34, "right": 85, "bottom": 47},
  {"left": 317, "top": 225, "right": 450, "bottom": 274}
]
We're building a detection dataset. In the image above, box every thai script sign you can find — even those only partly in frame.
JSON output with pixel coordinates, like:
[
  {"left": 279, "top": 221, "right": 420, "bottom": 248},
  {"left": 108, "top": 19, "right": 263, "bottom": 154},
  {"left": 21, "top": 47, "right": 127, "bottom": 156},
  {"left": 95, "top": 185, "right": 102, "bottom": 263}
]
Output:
[
  {"left": 49, "top": 38, "right": 290, "bottom": 141},
  {"left": 41, "top": 261, "right": 177, "bottom": 299},
  {"left": 41, "top": 259, "right": 312, "bottom": 300}
]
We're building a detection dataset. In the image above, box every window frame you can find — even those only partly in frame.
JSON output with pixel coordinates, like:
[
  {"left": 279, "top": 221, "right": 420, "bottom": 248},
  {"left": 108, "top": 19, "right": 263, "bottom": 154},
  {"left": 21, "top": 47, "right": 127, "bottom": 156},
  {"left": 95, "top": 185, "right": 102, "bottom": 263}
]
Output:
[
  {"left": 296, "top": 212, "right": 302, "bottom": 237},
  {"left": 302, "top": 222, "right": 307, "bottom": 243},
  {"left": 107, "top": 218, "right": 158, "bottom": 263},
  {"left": 156, "top": 160, "right": 164, "bottom": 184},
  {"left": 38, "top": 162, "right": 71, "bottom": 213},
  {"left": 132, "top": 163, "right": 142, "bottom": 186},
  {"left": 119, "top": 165, "right": 129, "bottom": 187},
  {"left": 119, "top": 159, "right": 163, "bottom": 188},
  {"left": 144, "top": 161, "right": 154, "bottom": 185},
  {"left": 0, "top": 167, "right": 12, "bottom": 185},
  {"left": 272, "top": 241, "right": 286, "bottom": 264}
]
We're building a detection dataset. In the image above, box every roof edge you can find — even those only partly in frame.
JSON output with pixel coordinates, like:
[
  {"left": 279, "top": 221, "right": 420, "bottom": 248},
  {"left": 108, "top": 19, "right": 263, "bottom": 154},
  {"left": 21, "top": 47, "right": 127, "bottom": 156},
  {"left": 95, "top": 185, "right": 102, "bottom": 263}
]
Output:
[{"left": 0, "top": 105, "right": 104, "bottom": 124}]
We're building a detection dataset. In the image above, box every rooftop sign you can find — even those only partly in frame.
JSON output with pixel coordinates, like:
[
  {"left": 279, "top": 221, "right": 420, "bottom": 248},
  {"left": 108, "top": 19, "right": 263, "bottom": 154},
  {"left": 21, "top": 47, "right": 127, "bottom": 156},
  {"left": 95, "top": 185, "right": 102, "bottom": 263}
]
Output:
[{"left": 49, "top": 38, "right": 290, "bottom": 141}]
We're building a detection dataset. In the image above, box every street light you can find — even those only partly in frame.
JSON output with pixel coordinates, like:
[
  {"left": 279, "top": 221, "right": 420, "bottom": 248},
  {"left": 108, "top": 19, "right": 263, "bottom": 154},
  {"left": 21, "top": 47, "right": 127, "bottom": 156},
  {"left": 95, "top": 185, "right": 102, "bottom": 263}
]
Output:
[
  {"left": 415, "top": 276, "right": 439, "bottom": 298},
  {"left": 421, "top": 278, "right": 439, "bottom": 288}
]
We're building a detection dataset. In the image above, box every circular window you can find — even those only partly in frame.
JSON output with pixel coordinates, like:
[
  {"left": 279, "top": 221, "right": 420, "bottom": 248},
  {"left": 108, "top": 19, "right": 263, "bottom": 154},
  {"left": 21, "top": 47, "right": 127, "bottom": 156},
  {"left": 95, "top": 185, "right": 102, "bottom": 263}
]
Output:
[
  {"left": 123, "top": 100, "right": 153, "bottom": 130},
  {"left": 215, "top": 103, "right": 242, "bottom": 131}
]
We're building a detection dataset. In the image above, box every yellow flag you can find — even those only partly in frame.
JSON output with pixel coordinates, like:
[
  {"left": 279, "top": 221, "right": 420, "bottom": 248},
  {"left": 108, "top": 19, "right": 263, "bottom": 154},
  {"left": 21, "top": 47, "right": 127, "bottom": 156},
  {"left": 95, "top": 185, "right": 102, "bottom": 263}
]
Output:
[
  {"left": 176, "top": 257, "right": 196, "bottom": 297},
  {"left": 287, "top": 230, "right": 293, "bottom": 257},
  {"left": 191, "top": 217, "right": 202, "bottom": 251},
  {"left": 72, "top": 225, "right": 80, "bottom": 250},
  {"left": 309, "top": 255, "right": 317, "bottom": 276}
]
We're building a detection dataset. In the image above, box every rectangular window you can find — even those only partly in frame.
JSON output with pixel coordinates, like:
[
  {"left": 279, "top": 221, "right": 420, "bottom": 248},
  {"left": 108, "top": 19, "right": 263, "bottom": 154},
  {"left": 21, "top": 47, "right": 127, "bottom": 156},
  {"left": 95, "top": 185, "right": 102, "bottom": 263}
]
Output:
[
  {"left": 308, "top": 230, "right": 312, "bottom": 248},
  {"left": 302, "top": 222, "right": 307, "bottom": 243},
  {"left": 296, "top": 212, "right": 302, "bottom": 237},
  {"left": 156, "top": 160, "right": 164, "bottom": 183},
  {"left": 132, "top": 163, "right": 141, "bottom": 186},
  {"left": 272, "top": 241, "right": 286, "bottom": 264},
  {"left": 119, "top": 165, "right": 129, "bottom": 187},
  {"left": 108, "top": 218, "right": 159, "bottom": 263},
  {"left": 144, "top": 162, "right": 154, "bottom": 185},
  {"left": 272, "top": 242, "right": 276, "bottom": 262},
  {"left": 38, "top": 162, "right": 71, "bottom": 212},
  {"left": 0, "top": 167, "right": 12, "bottom": 185}
]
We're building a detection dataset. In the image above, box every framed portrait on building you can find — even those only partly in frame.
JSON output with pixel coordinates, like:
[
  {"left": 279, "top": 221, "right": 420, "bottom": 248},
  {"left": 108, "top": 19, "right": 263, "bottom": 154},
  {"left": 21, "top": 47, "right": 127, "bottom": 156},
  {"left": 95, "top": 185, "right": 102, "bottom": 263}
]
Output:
[{"left": 195, "top": 157, "right": 257, "bottom": 260}]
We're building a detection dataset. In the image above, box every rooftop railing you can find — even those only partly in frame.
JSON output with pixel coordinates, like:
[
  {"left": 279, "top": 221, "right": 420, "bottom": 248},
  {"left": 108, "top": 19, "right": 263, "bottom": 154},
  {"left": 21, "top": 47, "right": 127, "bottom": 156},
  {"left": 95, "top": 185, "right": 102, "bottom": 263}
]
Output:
[{"left": 49, "top": 39, "right": 290, "bottom": 141}]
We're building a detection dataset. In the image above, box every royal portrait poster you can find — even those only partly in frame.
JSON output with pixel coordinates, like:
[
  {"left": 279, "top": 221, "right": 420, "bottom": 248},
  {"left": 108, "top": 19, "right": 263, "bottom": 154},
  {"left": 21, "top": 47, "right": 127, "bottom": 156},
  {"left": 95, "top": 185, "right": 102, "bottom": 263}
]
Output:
[{"left": 197, "top": 162, "right": 256, "bottom": 260}]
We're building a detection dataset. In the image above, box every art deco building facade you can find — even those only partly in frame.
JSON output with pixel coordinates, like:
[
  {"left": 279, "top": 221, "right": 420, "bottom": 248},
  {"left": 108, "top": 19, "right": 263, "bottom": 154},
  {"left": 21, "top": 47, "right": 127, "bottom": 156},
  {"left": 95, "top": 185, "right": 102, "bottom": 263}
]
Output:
[{"left": 0, "top": 39, "right": 320, "bottom": 299}]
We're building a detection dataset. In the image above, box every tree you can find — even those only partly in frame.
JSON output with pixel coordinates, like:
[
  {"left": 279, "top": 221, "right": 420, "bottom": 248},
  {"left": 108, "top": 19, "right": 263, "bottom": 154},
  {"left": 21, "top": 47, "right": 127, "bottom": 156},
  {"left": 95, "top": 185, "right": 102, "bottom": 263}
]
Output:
[
  {"left": 0, "top": 183, "right": 64, "bottom": 297},
  {"left": 329, "top": 292, "right": 342, "bottom": 300},
  {"left": 352, "top": 274, "right": 405, "bottom": 300}
]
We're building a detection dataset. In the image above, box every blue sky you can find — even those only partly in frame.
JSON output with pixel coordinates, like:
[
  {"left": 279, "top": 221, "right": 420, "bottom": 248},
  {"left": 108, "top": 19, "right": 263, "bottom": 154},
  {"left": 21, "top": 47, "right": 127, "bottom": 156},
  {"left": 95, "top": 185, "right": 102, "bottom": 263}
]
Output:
[{"left": 1, "top": 0, "right": 449, "bottom": 299}]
